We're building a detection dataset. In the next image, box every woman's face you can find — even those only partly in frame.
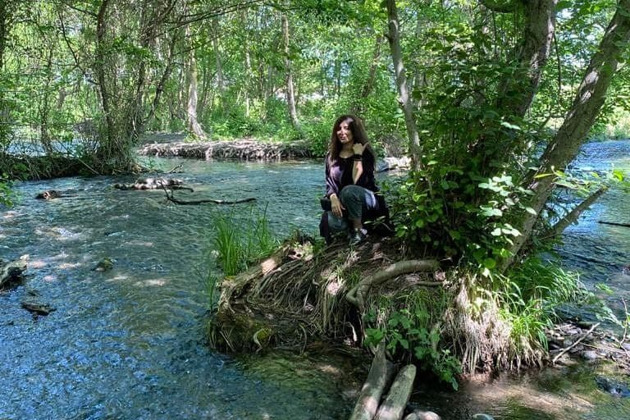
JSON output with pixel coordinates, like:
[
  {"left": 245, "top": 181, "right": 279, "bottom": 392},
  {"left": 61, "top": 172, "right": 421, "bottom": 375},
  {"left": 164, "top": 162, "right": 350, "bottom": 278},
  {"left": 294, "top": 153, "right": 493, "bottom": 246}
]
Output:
[{"left": 337, "top": 118, "right": 354, "bottom": 146}]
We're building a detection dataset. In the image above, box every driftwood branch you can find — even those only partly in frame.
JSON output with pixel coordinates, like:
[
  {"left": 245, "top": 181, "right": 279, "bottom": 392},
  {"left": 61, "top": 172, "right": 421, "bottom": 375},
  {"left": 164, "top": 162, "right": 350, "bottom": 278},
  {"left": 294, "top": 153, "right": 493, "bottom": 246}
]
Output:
[
  {"left": 164, "top": 188, "right": 256, "bottom": 205},
  {"left": 552, "top": 322, "right": 600, "bottom": 364},
  {"left": 548, "top": 187, "right": 607, "bottom": 237},
  {"left": 349, "top": 342, "right": 397, "bottom": 420},
  {"left": 346, "top": 259, "right": 440, "bottom": 310}
]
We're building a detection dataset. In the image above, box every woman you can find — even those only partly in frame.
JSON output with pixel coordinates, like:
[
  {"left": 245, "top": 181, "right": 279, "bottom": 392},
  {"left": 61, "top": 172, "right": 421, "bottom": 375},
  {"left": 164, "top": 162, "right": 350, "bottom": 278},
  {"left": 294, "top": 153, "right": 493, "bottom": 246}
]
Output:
[{"left": 320, "top": 114, "right": 386, "bottom": 245}]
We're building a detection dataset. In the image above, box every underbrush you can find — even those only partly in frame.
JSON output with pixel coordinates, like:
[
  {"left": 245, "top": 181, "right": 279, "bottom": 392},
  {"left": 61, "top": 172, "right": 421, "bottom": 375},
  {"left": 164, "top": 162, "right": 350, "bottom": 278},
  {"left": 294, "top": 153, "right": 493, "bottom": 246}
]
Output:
[{"left": 362, "top": 257, "right": 594, "bottom": 389}]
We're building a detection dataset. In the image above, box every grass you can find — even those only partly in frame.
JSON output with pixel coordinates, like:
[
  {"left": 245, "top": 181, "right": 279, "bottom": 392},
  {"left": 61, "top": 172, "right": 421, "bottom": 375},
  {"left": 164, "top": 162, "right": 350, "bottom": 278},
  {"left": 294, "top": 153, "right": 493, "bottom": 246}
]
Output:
[{"left": 211, "top": 204, "right": 278, "bottom": 277}]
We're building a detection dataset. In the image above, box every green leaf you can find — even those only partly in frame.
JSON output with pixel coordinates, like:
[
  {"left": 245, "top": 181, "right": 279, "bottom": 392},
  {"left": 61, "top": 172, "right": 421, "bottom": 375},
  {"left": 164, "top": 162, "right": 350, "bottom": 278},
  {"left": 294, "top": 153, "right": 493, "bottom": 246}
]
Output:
[{"left": 483, "top": 258, "right": 496, "bottom": 269}]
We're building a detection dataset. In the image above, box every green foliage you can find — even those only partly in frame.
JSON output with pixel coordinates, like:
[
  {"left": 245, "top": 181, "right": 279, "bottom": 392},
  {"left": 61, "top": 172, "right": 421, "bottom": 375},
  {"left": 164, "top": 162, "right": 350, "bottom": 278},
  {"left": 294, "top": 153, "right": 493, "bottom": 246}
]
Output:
[
  {"left": 387, "top": 166, "right": 534, "bottom": 273},
  {"left": 0, "top": 174, "right": 15, "bottom": 207},
  {"left": 211, "top": 205, "right": 278, "bottom": 276},
  {"left": 364, "top": 292, "right": 461, "bottom": 390},
  {"left": 497, "top": 256, "right": 592, "bottom": 358}
]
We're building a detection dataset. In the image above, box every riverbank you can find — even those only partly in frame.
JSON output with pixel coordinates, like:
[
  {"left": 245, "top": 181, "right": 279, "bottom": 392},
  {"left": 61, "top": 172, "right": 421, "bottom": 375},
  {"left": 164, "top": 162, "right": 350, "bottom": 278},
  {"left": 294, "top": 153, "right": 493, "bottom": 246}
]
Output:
[{"left": 137, "top": 138, "right": 317, "bottom": 161}]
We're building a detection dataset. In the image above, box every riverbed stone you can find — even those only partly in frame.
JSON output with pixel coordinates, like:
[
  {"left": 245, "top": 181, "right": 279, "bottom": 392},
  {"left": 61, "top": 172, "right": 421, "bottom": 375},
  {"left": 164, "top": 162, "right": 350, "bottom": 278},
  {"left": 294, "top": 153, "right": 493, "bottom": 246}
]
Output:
[
  {"left": 581, "top": 350, "right": 599, "bottom": 360},
  {"left": 410, "top": 410, "right": 441, "bottom": 420}
]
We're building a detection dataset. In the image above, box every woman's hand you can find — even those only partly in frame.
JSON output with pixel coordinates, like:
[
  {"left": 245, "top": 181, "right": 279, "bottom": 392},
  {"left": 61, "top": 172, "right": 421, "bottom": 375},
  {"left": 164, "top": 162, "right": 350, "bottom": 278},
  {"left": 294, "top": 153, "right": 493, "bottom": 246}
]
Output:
[
  {"left": 352, "top": 142, "right": 367, "bottom": 155},
  {"left": 330, "top": 194, "right": 345, "bottom": 218}
]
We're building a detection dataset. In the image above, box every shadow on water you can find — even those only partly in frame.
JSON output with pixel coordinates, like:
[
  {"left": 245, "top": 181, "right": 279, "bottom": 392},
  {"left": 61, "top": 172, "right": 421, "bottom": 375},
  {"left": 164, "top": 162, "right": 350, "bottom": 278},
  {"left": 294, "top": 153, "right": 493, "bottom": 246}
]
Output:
[{"left": 0, "top": 140, "right": 629, "bottom": 419}]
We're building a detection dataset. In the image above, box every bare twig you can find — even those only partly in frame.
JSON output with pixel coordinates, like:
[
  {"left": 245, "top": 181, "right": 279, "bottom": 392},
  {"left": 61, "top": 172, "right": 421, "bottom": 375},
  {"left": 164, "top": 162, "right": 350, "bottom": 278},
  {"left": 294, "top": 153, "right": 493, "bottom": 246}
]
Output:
[{"left": 552, "top": 322, "right": 600, "bottom": 364}]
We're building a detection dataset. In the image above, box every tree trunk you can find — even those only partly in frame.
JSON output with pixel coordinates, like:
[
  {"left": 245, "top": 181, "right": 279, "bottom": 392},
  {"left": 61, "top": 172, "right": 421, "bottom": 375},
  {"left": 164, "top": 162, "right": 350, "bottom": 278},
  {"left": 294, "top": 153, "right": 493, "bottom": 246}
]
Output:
[
  {"left": 352, "top": 35, "right": 384, "bottom": 115},
  {"left": 212, "top": 18, "right": 225, "bottom": 104},
  {"left": 186, "top": 25, "right": 206, "bottom": 139},
  {"left": 242, "top": 10, "right": 252, "bottom": 118},
  {"left": 494, "top": 0, "right": 557, "bottom": 118},
  {"left": 375, "top": 364, "right": 417, "bottom": 420},
  {"left": 95, "top": 0, "right": 115, "bottom": 149},
  {"left": 505, "top": 0, "right": 630, "bottom": 270},
  {"left": 282, "top": 14, "right": 299, "bottom": 129},
  {"left": 349, "top": 342, "right": 396, "bottom": 420},
  {"left": 39, "top": 48, "right": 54, "bottom": 155},
  {"left": 147, "top": 28, "right": 179, "bottom": 127},
  {"left": 386, "top": 0, "right": 422, "bottom": 170},
  {"left": 0, "top": 1, "right": 7, "bottom": 71},
  {"left": 0, "top": 2, "right": 13, "bottom": 145}
]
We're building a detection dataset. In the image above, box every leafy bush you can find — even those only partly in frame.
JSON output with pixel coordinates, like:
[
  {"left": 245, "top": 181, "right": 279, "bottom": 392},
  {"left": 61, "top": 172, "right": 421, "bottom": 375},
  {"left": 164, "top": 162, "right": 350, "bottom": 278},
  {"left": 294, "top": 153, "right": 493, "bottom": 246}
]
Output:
[{"left": 364, "top": 291, "right": 461, "bottom": 390}]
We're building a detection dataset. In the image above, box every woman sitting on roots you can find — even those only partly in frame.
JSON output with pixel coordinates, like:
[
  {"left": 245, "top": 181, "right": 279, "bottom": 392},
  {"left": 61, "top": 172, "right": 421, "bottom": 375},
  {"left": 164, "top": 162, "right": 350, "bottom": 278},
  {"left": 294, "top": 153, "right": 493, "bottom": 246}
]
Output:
[{"left": 320, "top": 114, "right": 389, "bottom": 245}]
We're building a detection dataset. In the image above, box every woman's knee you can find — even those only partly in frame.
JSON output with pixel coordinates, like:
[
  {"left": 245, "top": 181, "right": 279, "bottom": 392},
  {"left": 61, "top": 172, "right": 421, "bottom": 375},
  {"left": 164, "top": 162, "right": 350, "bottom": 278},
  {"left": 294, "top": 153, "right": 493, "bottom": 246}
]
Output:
[{"left": 339, "top": 185, "right": 363, "bottom": 203}]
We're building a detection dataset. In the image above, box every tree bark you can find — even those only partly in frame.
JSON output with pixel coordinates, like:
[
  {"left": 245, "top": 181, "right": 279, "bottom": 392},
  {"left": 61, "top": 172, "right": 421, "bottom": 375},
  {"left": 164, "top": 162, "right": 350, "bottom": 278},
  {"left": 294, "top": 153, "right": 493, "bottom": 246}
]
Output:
[
  {"left": 386, "top": 0, "right": 422, "bottom": 170},
  {"left": 547, "top": 187, "right": 608, "bottom": 238},
  {"left": 0, "top": 1, "right": 8, "bottom": 71},
  {"left": 352, "top": 35, "right": 385, "bottom": 115},
  {"left": 94, "top": 0, "right": 115, "bottom": 150},
  {"left": 495, "top": 0, "right": 557, "bottom": 118},
  {"left": 186, "top": 25, "right": 206, "bottom": 139},
  {"left": 212, "top": 18, "right": 225, "bottom": 103},
  {"left": 282, "top": 14, "right": 299, "bottom": 129},
  {"left": 349, "top": 342, "right": 397, "bottom": 420},
  {"left": 505, "top": 0, "right": 630, "bottom": 270},
  {"left": 375, "top": 364, "right": 417, "bottom": 420}
]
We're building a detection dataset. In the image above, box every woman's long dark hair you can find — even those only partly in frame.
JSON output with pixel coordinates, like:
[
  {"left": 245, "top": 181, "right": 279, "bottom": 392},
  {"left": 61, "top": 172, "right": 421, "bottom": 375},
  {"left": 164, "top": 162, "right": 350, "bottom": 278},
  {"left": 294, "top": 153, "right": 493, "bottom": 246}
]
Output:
[{"left": 327, "top": 114, "right": 375, "bottom": 170}]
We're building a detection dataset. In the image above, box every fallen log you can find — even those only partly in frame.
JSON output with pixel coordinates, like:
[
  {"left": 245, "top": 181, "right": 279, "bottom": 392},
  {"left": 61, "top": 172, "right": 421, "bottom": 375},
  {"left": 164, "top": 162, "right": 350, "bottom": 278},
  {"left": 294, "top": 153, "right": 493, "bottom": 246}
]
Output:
[
  {"left": 375, "top": 364, "right": 417, "bottom": 420},
  {"left": 349, "top": 342, "right": 397, "bottom": 420},
  {"left": 114, "top": 177, "right": 192, "bottom": 191}
]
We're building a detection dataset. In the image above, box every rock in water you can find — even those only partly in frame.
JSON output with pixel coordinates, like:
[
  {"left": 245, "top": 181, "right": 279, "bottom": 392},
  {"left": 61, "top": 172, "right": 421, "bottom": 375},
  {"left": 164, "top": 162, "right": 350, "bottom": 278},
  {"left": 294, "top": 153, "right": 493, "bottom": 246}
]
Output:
[{"left": 93, "top": 257, "right": 114, "bottom": 272}]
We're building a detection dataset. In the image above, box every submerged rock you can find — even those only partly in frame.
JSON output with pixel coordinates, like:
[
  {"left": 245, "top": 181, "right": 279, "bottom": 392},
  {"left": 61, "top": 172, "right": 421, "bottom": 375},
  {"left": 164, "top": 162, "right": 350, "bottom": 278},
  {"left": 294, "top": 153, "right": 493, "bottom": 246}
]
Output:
[{"left": 596, "top": 376, "right": 630, "bottom": 397}]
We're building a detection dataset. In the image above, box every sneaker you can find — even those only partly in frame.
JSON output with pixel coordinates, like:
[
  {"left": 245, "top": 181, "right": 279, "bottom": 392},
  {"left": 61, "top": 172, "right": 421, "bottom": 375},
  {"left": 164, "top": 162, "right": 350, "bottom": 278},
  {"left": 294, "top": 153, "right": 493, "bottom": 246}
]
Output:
[{"left": 349, "top": 228, "right": 367, "bottom": 245}]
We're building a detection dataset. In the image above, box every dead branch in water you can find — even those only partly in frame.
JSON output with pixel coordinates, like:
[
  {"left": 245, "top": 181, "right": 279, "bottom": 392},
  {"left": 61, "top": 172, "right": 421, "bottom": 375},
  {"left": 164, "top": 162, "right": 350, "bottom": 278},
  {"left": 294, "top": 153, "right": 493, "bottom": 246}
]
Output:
[
  {"left": 163, "top": 188, "right": 256, "bottom": 205},
  {"left": 598, "top": 220, "right": 630, "bottom": 228},
  {"left": 346, "top": 259, "right": 440, "bottom": 310}
]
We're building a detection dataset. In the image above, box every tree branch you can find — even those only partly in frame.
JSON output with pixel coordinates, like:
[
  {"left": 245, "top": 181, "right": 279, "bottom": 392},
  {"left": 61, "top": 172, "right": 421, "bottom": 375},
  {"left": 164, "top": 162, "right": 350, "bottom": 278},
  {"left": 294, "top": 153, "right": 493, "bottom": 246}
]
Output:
[{"left": 547, "top": 187, "right": 607, "bottom": 238}]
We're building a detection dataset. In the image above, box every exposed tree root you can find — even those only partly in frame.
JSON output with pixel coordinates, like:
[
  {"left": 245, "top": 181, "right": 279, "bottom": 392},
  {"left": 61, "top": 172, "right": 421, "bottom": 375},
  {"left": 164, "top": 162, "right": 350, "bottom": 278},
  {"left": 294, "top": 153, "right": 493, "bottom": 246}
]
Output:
[{"left": 346, "top": 259, "right": 440, "bottom": 311}]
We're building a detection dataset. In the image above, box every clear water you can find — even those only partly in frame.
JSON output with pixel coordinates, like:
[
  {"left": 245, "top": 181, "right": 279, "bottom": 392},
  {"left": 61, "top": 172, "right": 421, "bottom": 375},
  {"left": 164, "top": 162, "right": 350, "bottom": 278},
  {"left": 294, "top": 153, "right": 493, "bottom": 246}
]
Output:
[{"left": 1, "top": 141, "right": 629, "bottom": 419}]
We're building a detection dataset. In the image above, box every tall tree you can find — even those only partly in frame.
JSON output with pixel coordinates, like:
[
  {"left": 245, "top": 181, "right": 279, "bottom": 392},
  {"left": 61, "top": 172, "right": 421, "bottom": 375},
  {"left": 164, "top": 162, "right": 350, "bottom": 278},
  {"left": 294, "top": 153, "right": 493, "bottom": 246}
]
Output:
[
  {"left": 386, "top": 0, "right": 422, "bottom": 169},
  {"left": 506, "top": 0, "right": 630, "bottom": 268},
  {"left": 282, "top": 13, "right": 299, "bottom": 129}
]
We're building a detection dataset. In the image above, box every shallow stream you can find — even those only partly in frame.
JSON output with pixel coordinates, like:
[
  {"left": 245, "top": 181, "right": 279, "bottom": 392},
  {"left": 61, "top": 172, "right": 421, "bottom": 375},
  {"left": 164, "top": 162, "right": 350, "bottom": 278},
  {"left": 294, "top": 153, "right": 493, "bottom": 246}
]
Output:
[{"left": 1, "top": 140, "right": 629, "bottom": 419}]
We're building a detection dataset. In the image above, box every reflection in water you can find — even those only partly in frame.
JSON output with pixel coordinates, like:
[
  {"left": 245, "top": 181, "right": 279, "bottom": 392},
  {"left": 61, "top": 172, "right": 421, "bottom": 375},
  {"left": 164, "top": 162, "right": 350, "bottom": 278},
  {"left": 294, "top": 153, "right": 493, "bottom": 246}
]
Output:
[{"left": 1, "top": 141, "right": 629, "bottom": 419}]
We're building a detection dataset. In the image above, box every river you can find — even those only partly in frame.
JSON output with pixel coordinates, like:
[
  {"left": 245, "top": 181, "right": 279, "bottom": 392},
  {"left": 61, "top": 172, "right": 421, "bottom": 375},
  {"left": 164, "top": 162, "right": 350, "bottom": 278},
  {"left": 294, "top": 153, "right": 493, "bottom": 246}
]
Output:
[{"left": 0, "top": 140, "right": 629, "bottom": 419}]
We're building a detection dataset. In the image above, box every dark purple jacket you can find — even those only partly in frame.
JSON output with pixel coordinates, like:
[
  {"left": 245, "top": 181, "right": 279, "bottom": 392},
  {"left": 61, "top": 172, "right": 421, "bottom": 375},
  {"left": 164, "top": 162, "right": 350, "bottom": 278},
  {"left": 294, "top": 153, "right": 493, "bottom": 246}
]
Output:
[{"left": 325, "top": 152, "right": 378, "bottom": 198}]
